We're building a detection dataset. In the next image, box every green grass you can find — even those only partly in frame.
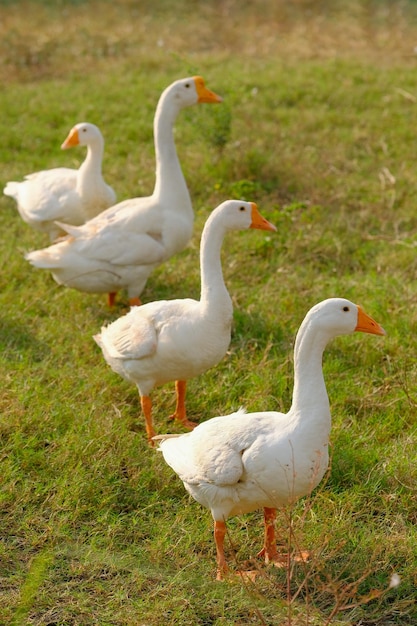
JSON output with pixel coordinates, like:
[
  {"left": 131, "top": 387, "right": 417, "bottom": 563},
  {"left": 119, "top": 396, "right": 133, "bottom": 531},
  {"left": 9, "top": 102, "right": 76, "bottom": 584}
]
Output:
[{"left": 1, "top": 1, "right": 417, "bottom": 624}]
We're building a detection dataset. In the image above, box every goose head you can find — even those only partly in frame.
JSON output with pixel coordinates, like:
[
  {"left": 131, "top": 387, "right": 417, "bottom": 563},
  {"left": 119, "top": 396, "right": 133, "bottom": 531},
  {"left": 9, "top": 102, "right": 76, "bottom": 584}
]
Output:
[
  {"left": 207, "top": 199, "right": 277, "bottom": 233},
  {"left": 168, "top": 76, "right": 222, "bottom": 108},
  {"left": 305, "top": 298, "right": 386, "bottom": 339},
  {"left": 61, "top": 122, "right": 103, "bottom": 150}
]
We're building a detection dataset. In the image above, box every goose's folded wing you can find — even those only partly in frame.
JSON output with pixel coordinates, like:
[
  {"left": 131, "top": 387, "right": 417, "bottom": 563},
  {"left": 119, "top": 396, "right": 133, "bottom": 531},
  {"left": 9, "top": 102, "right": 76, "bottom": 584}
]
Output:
[
  {"left": 159, "top": 426, "right": 246, "bottom": 487},
  {"left": 96, "top": 313, "right": 157, "bottom": 360},
  {"left": 25, "top": 190, "right": 77, "bottom": 223},
  {"left": 55, "top": 222, "right": 167, "bottom": 266},
  {"left": 8, "top": 169, "right": 78, "bottom": 222},
  {"left": 24, "top": 168, "right": 76, "bottom": 183}
]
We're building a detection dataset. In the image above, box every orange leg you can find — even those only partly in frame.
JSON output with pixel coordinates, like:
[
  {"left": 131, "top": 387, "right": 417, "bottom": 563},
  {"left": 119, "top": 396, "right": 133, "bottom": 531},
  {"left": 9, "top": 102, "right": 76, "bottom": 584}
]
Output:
[
  {"left": 257, "top": 507, "right": 280, "bottom": 564},
  {"left": 107, "top": 292, "right": 117, "bottom": 307},
  {"left": 214, "top": 520, "right": 229, "bottom": 581},
  {"left": 169, "top": 380, "right": 197, "bottom": 429},
  {"left": 129, "top": 296, "right": 142, "bottom": 307},
  {"left": 140, "top": 395, "right": 156, "bottom": 444}
]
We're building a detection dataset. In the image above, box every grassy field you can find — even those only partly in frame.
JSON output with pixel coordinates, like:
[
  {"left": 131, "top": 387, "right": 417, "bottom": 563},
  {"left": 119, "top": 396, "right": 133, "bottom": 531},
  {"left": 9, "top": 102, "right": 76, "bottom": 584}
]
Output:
[{"left": 1, "top": 1, "right": 417, "bottom": 624}]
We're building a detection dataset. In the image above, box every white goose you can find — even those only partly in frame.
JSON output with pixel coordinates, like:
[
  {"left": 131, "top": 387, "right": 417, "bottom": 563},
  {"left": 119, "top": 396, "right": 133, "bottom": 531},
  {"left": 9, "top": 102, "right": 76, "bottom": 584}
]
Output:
[
  {"left": 154, "top": 298, "right": 385, "bottom": 580},
  {"left": 25, "top": 77, "right": 222, "bottom": 306},
  {"left": 4, "top": 122, "right": 116, "bottom": 241},
  {"left": 94, "top": 200, "right": 276, "bottom": 441}
]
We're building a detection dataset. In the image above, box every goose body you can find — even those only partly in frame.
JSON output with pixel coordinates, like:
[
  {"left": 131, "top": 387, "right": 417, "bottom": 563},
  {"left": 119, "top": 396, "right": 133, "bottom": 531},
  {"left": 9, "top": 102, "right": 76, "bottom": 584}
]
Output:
[
  {"left": 25, "top": 77, "right": 222, "bottom": 305},
  {"left": 155, "top": 298, "right": 385, "bottom": 579},
  {"left": 94, "top": 200, "right": 276, "bottom": 441},
  {"left": 4, "top": 122, "right": 116, "bottom": 241}
]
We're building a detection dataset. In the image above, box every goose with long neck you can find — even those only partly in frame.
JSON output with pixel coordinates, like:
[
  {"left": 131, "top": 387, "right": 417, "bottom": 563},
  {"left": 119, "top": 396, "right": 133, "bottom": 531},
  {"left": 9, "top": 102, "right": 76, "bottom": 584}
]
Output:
[
  {"left": 94, "top": 200, "right": 276, "bottom": 441},
  {"left": 154, "top": 298, "right": 385, "bottom": 580},
  {"left": 25, "top": 77, "right": 222, "bottom": 306},
  {"left": 4, "top": 122, "right": 116, "bottom": 241}
]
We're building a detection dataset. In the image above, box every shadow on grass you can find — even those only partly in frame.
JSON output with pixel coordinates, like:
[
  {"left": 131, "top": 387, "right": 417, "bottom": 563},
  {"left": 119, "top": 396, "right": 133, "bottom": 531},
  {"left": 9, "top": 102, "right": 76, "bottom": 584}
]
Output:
[{"left": 0, "top": 315, "right": 50, "bottom": 362}]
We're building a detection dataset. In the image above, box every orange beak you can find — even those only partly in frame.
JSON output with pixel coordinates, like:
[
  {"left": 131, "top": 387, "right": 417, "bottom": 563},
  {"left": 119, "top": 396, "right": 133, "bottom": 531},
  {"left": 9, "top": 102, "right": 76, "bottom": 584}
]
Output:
[
  {"left": 61, "top": 127, "right": 79, "bottom": 150},
  {"left": 193, "top": 76, "right": 223, "bottom": 103},
  {"left": 249, "top": 203, "right": 277, "bottom": 232},
  {"left": 355, "top": 306, "right": 385, "bottom": 336}
]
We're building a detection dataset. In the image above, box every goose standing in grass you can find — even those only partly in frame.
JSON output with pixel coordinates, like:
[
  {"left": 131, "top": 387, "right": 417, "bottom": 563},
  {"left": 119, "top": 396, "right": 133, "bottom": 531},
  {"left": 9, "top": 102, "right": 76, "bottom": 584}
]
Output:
[
  {"left": 94, "top": 200, "right": 276, "bottom": 441},
  {"left": 153, "top": 298, "right": 385, "bottom": 580},
  {"left": 25, "top": 76, "right": 222, "bottom": 306},
  {"left": 4, "top": 122, "right": 116, "bottom": 241}
]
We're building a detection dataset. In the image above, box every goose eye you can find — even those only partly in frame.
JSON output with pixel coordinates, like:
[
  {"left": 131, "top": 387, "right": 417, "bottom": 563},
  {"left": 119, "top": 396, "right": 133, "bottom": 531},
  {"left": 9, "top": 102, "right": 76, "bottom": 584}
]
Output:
[
  {"left": 343, "top": 306, "right": 350, "bottom": 312},
  {"left": 185, "top": 83, "right": 190, "bottom": 88},
  {"left": 239, "top": 206, "right": 246, "bottom": 211},
  {"left": 82, "top": 128, "right": 87, "bottom": 133}
]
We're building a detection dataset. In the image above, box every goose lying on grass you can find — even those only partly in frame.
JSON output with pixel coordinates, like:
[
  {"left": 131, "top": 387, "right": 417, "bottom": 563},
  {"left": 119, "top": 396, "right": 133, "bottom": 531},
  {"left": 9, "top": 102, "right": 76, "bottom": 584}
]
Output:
[
  {"left": 25, "top": 76, "right": 222, "bottom": 306},
  {"left": 4, "top": 122, "right": 116, "bottom": 241},
  {"left": 153, "top": 298, "right": 385, "bottom": 580},
  {"left": 94, "top": 200, "right": 276, "bottom": 441}
]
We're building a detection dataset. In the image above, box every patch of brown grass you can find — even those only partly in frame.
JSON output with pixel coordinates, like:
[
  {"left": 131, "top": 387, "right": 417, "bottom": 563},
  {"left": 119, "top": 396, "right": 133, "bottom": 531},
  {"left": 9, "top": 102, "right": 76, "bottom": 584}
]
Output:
[{"left": 1, "top": 0, "right": 417, "bottom": 85}]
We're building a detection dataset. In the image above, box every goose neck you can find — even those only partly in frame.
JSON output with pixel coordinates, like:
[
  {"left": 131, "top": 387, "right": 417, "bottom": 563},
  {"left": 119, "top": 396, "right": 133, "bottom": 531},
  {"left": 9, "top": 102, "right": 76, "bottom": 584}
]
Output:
[
  {"left": 78, "top": 142, "right": 104, "bottom": 181},
  {"left": 199, "top": 218, "right": 230, "bottom": 310},
  {"left": 152, "top": 94, "right": 187, "bottom": 201},
  {"left": 291, "top": 320, "right": 330, "bottom": 415}
]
